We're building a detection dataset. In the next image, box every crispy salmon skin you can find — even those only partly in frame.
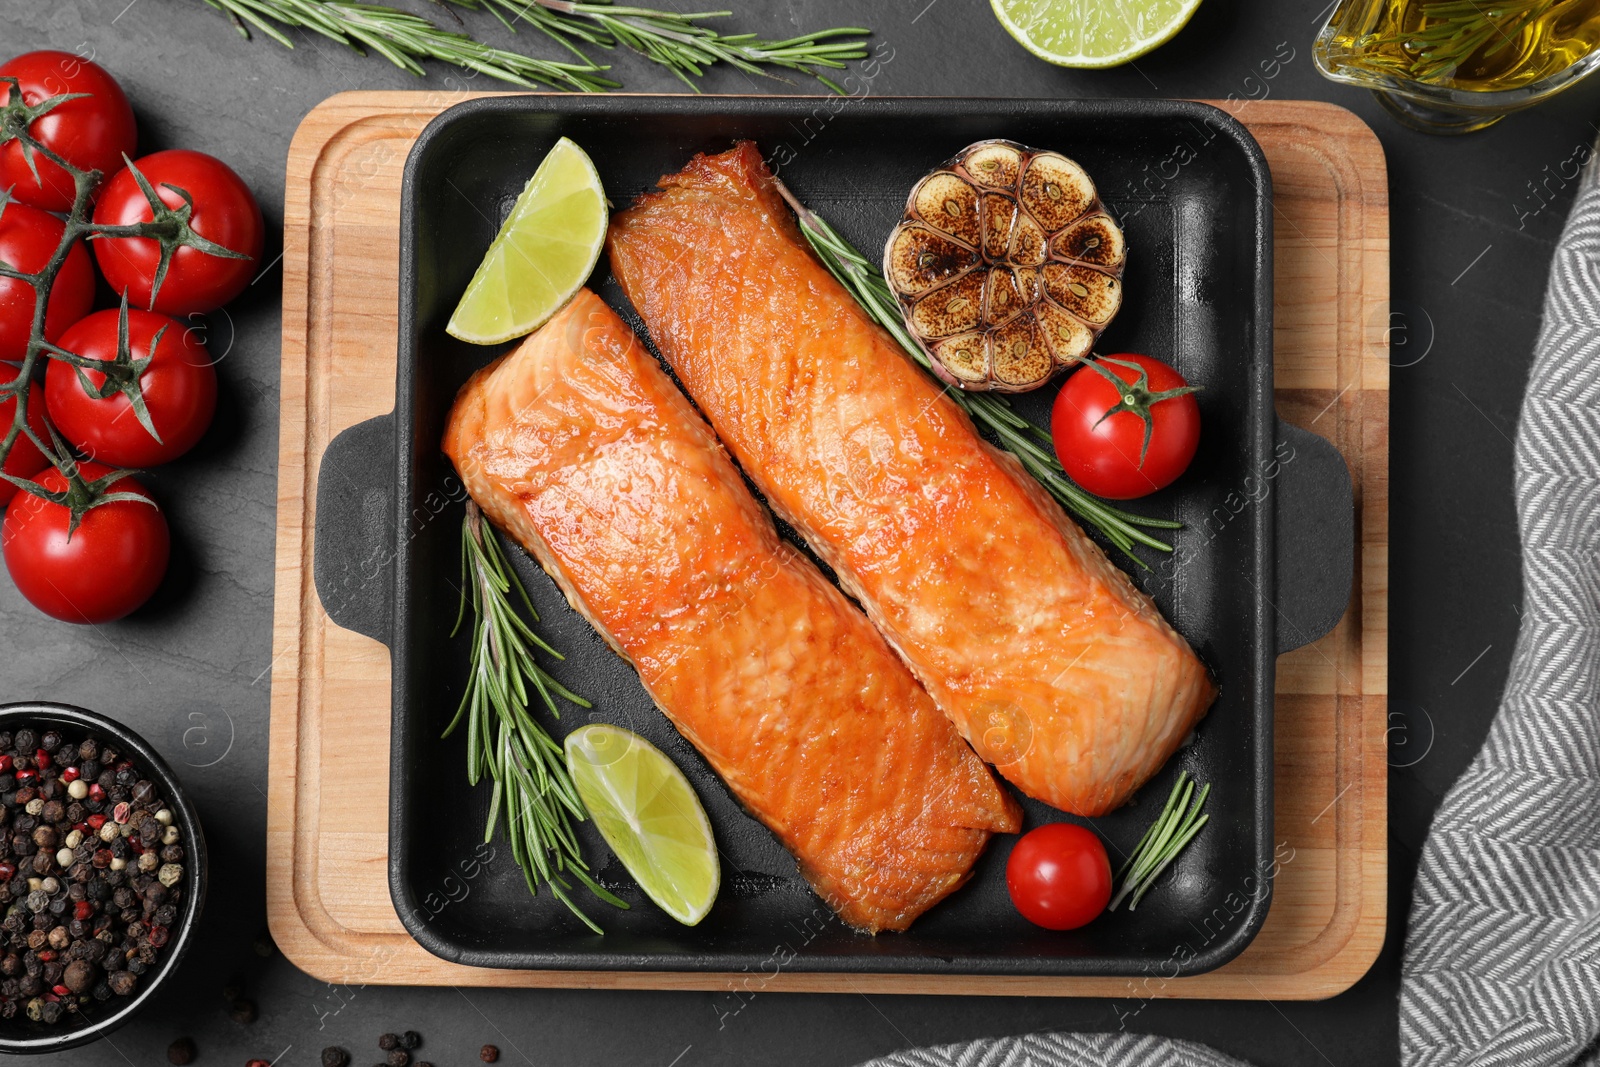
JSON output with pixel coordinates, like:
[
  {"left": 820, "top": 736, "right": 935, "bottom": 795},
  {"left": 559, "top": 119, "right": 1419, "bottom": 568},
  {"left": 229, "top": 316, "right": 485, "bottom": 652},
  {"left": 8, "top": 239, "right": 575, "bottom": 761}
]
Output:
[
  {"left": 608, "top": 144, "right": 1217, "bottom": 817},
  {"left": 442, "top": 290, "right": 1019, "bottom": 933}
]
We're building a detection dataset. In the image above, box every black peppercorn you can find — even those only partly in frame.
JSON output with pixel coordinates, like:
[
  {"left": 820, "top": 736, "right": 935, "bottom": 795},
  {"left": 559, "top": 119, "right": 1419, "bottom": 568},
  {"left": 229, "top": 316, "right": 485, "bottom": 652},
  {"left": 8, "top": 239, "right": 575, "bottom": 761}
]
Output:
[
  {"left": 321, "top": 1047, "right": 351, "bottom": 1067},
  {"left": 0, "top": 728, "right": 182, "bottom": 1026},
  {"left": 62, "top": 958, "right": 97, "bottom": 993},
  {"left": 401, "top": 1032, "right": 422, "bottom": 1051},
  {"left": 379, "top": 1034, "right": 400, "bottom": 1051},
  {"left": 481, "top": 1046, "right": 500, "bottom": 1063},
  {"left": 230, "top": 997, "right": 258, "bottom": 1024},
  {"left": 166, "top": 1036, "right": 196, "bottom": 1066},
  {"left": 387, "top": 1051, "right": 410, "bottom": 1067}
]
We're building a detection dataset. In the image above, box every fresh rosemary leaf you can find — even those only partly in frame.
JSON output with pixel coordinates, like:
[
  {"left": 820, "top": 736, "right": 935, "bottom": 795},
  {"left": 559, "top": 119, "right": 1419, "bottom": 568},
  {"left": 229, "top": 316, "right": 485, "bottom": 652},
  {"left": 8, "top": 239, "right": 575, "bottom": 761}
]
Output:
[
  {"left": 770, "top": 179, "right": 1181, "bottom": 565},
  {"left": 445, "top": 501, "right": 627, "bottom": 931},
  {"left": 203, "top": 0, "right": 617, "bottom": 90},
  {"left": 201, "top": 0, "right": 870, "bottom": 93},
  {"left": 470, "top": 0, "right": 871, "bottom": 92},
  {"left": 1109, "top": 770, "right": 1211, "bottom": 911}
]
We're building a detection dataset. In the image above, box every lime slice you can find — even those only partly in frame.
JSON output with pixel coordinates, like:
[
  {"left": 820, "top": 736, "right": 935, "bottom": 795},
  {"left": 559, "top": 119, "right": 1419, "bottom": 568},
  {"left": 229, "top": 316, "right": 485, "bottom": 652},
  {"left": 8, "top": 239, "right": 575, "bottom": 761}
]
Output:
[
  {"left": 990, "top": 0, "right": 1203, "bottom": 69},
  {"left": 564, "top": 725, "right": 720, "bottom": 926},
  {"left": 446, "top": 137, "right": 608, "bottom": 344}
]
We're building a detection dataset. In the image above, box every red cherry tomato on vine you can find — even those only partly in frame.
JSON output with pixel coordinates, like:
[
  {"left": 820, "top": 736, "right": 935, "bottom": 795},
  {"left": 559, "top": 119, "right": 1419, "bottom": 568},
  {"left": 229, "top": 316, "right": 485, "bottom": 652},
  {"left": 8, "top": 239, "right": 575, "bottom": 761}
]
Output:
[
  {"left": 1050, "top": 353, "right": 1201, "bottom": 500},
  {"left": 1005, "top": 822, "right": 1112, "bottom": 931},
  {"left": 0, "top": 50, "right": 137, "bottom": 212},
  {"left": 46, "top": 308, "right": 217, "bottom": 467},
  {"left": 2, "top": 461, "right": 169, "bottom": 624},
  {"left": 0, "top": 201, "right": 95, "bottom": 362},
  {"left": 0, "top": 381, "right": 50, "bottom": 509},
  {"left": 92, "top": 149, "right": 264, "bottom": 316}
]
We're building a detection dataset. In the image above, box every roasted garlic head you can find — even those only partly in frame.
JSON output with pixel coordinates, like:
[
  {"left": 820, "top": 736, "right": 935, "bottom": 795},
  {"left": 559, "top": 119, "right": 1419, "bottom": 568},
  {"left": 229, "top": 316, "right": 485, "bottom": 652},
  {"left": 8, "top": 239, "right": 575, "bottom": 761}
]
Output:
[{"left": 883, "top": 140, "right": 1126, "bottom": 392}]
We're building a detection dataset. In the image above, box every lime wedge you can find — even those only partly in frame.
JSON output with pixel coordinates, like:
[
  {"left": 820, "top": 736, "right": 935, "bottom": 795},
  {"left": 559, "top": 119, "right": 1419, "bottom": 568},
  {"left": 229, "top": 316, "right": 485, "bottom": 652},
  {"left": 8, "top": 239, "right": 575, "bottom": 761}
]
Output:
[
  {"left": 564, "top": 725, "right": 719, "bottom": 926},
  {"left": 446, "top": 136, "right": 608, "bottom": 344},
  {"left": 990, "top": 0, "right": 1203, "bottom": 69}
]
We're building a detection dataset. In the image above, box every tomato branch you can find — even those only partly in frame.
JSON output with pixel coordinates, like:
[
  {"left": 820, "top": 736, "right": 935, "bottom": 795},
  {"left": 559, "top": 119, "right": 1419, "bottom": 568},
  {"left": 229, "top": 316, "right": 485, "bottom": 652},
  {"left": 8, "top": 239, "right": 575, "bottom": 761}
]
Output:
[{"left": 0, "top": 80, "right": 148, "bottom": 516}]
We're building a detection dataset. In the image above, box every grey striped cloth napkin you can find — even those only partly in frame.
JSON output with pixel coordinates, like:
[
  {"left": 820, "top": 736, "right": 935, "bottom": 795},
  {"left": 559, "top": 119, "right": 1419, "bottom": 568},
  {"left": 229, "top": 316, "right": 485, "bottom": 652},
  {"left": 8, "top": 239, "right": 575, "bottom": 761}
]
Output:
[
  {"left": 857, "top": 135, "right": 1600, "bottom": 1067},
  {"left": 857, "top": 1032, "right": 1250, "bottom": 1067},
  {"left": 1398, "top": 139, "right": 1600, "bottom": 1066}
]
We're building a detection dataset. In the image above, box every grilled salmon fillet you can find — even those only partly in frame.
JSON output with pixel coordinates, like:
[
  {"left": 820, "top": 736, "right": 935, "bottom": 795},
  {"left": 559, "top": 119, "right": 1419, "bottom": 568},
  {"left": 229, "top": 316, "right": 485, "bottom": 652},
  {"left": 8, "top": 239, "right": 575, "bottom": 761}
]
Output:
[
  {"left": 442, "top": 290, "right": 1020, "bottom": 933},
  {"left": 608, "top": 144, "right": 1217, "bottom": 817}
]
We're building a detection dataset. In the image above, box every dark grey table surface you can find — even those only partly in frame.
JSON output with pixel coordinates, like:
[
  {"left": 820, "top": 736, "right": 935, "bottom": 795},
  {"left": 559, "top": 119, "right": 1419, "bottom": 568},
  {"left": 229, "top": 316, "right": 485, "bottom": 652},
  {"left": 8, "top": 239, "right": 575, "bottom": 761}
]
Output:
[{"left": 0, "top": 0, "right": 1570, "bottom": 1063}]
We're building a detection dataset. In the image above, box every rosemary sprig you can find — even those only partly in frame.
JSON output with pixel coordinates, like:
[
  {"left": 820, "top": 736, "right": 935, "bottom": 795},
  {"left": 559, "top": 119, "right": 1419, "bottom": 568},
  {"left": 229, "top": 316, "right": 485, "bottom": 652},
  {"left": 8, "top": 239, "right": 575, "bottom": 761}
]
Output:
[
  {"left": 1367, "top": 0, "right": 1559, "bottom": 83},
  {"left": 470, "top": 0, "right": 870, "bottom": 92},
  {"left": 203, "top": 0, "right": 870, "bottom": 93},
  {"left": 772, "top": 182, "right": 1181, "bottom": 565},
  {"left": 443, "top": 502, "right": 627, "bottom": 931},
  {"left": 1109, "top": 771, "right": 1210, "bottom": 912},
  {"left": 203, "top": 0, "right": 617, "bottom": 91}
]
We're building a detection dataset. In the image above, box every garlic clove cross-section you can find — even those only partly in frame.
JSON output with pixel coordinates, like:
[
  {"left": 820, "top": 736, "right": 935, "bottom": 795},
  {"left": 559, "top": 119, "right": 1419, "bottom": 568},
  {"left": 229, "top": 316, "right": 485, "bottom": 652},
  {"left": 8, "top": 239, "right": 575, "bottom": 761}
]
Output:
[{"left": 883, "top": 140, "right": 1127, "bottom": 392}]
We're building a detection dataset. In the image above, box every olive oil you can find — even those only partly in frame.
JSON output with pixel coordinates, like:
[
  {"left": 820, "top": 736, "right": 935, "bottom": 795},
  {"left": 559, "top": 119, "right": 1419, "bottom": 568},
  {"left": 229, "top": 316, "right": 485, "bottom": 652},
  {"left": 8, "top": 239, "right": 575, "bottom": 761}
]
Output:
[{"left": 1324, "top": 0, "right": 1600, "bottom": 91}]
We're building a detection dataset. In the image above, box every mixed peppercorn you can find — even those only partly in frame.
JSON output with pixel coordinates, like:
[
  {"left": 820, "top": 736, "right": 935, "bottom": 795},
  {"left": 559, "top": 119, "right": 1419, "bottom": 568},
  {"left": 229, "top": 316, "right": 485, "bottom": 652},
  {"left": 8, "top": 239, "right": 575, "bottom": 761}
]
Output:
[{"left": 0, "top": 727, "right": 186, "bottom": 1023}]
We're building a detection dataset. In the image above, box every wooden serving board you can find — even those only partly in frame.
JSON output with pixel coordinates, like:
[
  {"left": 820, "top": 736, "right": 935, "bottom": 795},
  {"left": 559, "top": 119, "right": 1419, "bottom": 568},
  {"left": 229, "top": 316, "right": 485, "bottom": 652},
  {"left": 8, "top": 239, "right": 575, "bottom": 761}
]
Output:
[{"left": 267, "top": 92, "right": 1388, "bottom": 998}]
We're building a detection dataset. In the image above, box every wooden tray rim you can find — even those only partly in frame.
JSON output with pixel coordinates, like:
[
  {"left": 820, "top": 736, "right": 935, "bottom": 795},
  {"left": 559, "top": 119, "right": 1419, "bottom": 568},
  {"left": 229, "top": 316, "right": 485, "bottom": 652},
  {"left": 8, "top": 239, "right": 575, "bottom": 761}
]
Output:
[{"left": 266, "top": 91, "right": 1389, "bottom": 1000}]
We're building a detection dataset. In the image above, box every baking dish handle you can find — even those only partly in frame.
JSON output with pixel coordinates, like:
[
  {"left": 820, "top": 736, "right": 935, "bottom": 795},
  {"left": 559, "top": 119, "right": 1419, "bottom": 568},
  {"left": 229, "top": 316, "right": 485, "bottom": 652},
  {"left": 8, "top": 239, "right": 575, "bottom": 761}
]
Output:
[
  {"left": 313, "top": 413, "right": 397, "bottom": 647},
  {"left": 1273, "top": 419, "right": 1354, "bottom": 654}
]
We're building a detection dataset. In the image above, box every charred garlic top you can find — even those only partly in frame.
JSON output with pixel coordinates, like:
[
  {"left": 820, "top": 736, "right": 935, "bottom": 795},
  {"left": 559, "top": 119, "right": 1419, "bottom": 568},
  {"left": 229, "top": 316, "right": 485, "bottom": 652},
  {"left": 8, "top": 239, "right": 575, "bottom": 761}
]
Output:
[{"left": 883, "top": 140, "right": 1126, "bottom": 392}]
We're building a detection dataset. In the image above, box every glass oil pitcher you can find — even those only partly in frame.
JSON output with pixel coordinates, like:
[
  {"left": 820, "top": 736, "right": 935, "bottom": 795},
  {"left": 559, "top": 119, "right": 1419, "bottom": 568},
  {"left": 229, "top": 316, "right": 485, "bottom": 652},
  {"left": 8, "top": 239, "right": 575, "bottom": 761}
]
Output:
[{"left": 1315, "top": 0, "right": 1600, "bottom": 132}]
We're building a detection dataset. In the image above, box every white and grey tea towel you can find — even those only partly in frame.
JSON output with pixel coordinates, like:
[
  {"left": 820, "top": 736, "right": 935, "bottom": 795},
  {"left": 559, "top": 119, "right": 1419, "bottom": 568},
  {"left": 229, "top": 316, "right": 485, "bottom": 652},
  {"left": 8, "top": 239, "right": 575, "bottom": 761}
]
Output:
[
  {"left": 856, "top": 1032, "right": 1251, "bottom": 1067},
  {"left": 1398, "top": 139, "right": 1600, "bottom": 1066},
  {"left": 857, "top": 141, "right": 1600, "bottom": 1067}
]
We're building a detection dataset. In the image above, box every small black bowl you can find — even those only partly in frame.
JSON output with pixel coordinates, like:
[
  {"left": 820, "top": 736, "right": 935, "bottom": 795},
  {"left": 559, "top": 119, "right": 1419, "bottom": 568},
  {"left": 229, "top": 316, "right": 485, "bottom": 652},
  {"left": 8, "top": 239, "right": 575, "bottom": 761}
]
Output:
[{"left": 0, "top": 702, "right": 208, "bottom": 1053}]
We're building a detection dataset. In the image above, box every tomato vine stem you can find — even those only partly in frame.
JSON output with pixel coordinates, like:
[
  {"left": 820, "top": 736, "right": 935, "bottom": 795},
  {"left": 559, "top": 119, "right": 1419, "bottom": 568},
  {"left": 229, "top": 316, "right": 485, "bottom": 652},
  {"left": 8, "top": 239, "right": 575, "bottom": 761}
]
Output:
[{"left": 0, "top": 78, "right": 160, "bottom": 526}]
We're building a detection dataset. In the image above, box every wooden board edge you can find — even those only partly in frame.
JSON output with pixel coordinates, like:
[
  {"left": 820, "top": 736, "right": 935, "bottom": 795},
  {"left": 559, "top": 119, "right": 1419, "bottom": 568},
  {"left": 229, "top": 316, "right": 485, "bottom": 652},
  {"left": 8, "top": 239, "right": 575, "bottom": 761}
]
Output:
[{"left": 265, "top": 94, "right": 1391, "bottom": 998}]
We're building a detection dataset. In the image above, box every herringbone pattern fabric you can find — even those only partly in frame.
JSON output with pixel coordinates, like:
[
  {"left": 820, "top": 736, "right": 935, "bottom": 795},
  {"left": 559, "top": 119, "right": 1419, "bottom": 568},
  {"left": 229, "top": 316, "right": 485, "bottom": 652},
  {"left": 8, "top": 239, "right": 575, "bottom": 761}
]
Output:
[
  {"left": 1398, "top": 146, "right": 1600, "bottom": 1066},
  {"left": 856, "top": 1032, "right": 1252, "bottom": 1067}
]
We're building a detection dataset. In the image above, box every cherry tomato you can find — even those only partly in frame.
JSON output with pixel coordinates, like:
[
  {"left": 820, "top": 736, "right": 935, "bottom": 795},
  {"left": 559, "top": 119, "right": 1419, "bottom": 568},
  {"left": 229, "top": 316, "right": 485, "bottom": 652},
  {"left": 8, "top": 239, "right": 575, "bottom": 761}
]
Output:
[
  {"left": 0, "top": 381, "right": 50, "bottom": 508},
  {"left": 46, "top": 308, "right": 217, "bottom": 467},
  {"left": 0, "top": 201, "right": 96, "bottom": 362},
  {"left": 2, "top": 461, "right": 169, "bottom": 624},
  {"left": 1005, "top": 822, "right": 1112, "bottom": 931},
  {"left": 1050, "top": 353, "right": 1201, "bottom": 500},
  {"left": 92, "top": 149, "right": 263, "bottom": 316},
  {"left": 0, "top": 50, "right": 137, "bottom": 212}
]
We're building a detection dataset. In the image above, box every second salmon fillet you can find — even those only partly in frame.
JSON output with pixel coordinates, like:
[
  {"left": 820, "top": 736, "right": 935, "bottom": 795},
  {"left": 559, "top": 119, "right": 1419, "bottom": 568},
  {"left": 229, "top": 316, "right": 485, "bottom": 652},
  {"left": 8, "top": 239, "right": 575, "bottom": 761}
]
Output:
[
  {"left": 443, "top": 290, "right": 1019, "bottom": 933},
  {"left": 609, "top": 144, "right": 1217, "bottom": 817}
]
